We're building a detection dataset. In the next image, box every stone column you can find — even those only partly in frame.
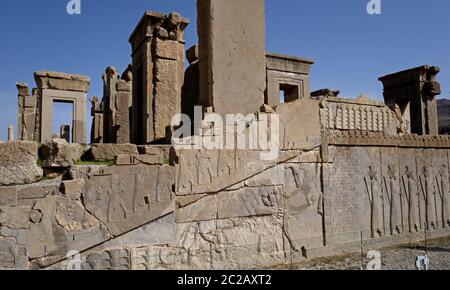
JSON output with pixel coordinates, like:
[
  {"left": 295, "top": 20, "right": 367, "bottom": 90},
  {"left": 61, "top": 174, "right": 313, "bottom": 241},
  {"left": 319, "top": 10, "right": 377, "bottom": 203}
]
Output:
[
  {"left": 182, "top": 45, "right": 201, "bottom": 121},
  {"left": 90, "top": 96, "right": 104, "bottom": 143},
  {"left": 16, "top": 82, "right": 37, "bottom": 141},
  {"left": 60, "top": 124, "right": 70, "bottom": 142},
  {"left": 197, "top": 0, "right": 266, "bottom": 115},
  {"left": 115, "top": 80, "right": 132, "bottom": 144},
  {"left": 129, "top": 12, "right": 189, "bottom": 144},
  {"left": 7, "top": 125, "right": 14, "bottom": 142},
  {"left": 102, "top": 67, "right": 120, "bottom": 143}
]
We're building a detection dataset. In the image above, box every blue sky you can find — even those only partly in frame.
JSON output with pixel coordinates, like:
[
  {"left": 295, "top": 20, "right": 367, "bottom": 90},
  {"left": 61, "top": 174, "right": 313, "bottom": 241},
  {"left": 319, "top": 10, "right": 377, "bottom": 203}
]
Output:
[{"left": 1, "top": 0, "right": 449, "bottom": 141}]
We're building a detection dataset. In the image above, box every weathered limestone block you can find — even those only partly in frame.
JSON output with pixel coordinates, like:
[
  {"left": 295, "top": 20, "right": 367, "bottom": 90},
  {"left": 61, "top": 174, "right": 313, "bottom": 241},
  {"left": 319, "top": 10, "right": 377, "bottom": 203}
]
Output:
[
  {"left": 283, "top": 163, "right": 324, "bottom": 251},
  {"left": 276, "top": 97, "right": 321, "bottom": 150},
  {"left": 83, "top": 164, "right": 175, "bottom": 236},
  {"left": 88, "top": 144, "right": 138, "bottom": 161},
  {"left": 69, "top": 165, "right": 105, "bottom": 179},
  {"left": 155, "top": 38, "right": 185, "bottom": 60},
  {"left": 49, "top": 214, "right": 178, "bottom": 270},
  {"left": 154, "top": 57, "right": 184, "bottom": 141},
  {"left": 103, "top": 214, "right": 177, "bottom": 250},
  {"left": 0, "top": 141, "right": 42, "bottom": 185},
  {"left": 62, "top": 179, "right": 85, "bottom": 200},
  {"left": 0, "top": 237, "right": 28, "bottom": 269},
  {"left": 0, "top": 187, "right": 17, "bottom": 206},
  {"left": 5, "top": 194, "right": 108, "bottom": 260},
  {"left": 175, "top": 149, "right": 299, "bottom": 195},
  {"left": 176, "top": 195, "right": 217, "bottom": 223},
  {"left": 0, "top": 205, "right": 42, "bottom": 230},
  {"left": 198, "top": 0, "right": 266, "bottom": 115},
  {"left": 115, "top": 80, "right": 132, "bottom": 144},
  {"left": 137, "top": 145, "right": 172, "bottom": 162},
  {"left": 217, "top": 186, "right": 282, "bottom": 219},
  {"left": 176, "top": 215, "right": 284, "bottom": 269},
  {"left": 244, "top": 165, "right": 285, "bottom": 187},
  {"left": 55, "top": 198, "right": 99, "bottom": 232},
  {"left": 34, "top": 71, "right": 90, "bottom": 92},
  {"left": 41, "top": 139, "right": 86, "bottom": 167},
  {"left": 116, "top": 154, "right": 164, "bottom": 166},
  {"left": 0, "top": 180, "right": 61, "bottom": 208},
  {"left": 176, "top": 186, "right": 282, "bottom": 223}
]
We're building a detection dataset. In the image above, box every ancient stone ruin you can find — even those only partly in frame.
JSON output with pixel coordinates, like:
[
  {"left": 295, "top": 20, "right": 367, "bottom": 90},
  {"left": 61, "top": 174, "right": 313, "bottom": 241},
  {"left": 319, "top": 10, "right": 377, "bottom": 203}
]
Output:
[{"left": 1, "top": 0, "right": 450, "bottom": 270}]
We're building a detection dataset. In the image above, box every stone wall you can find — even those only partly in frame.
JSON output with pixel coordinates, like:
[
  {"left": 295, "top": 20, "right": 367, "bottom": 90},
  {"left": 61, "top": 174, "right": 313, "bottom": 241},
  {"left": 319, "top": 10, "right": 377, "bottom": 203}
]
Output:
[
  {"left": 325, "top": 135, "right": 450, "bottom": 247},
  {"left": 1, "top": 138, "right": 450, "bottom": 269}
]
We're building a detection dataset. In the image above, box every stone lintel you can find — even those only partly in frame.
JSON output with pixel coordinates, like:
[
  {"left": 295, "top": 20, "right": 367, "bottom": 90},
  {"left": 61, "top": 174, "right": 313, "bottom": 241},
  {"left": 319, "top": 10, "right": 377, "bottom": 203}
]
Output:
[
  {"left": 34, "top": 71, "right": 91, "bottom": 92},
  {"left": 266, "top": 52, "right": 314, "bottom": 75}
]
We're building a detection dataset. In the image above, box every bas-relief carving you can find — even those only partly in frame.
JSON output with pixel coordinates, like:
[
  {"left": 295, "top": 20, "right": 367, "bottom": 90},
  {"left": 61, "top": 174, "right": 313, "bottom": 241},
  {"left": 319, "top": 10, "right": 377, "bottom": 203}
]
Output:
[
  {"left": 420, "top": 166, "right": 438, "bottom": 230},
  {"left": 365, "top": 166, "right": 384, "bottom": 238},
  {"left": 437, "top": 165, "right": 450, "bottom": 227},
  {"left": 383, "top": 165, "right": 402, "bottom": 235},
  {"left": 176, "top": 150, "right": 248, "bottom": 195},
  {"left": 283, "top": 164, "right": 323, "bottom": 251},
  {"left": 403, "top": 166, "right": 421, "bottom": 233},
  {"left": 176, "top": 149, "right": 300, "bottom": 195},
  {"left": 84, "top": 248, "right": 131, "bottom": 270},
  {"left": 321, "top": 102, "right": 396, "bottom": 134},
  {"left": 0, "top": 193, "right": 108, "bottom": 262},
  {"left": 177, "top": 216, "right": 284, "bottom": 269},
  {"left": 217, "top": 186, "right": 282, "bottom": 219},
  {"left": 83, "top": 164, "right": 175, "bottom": 236}
]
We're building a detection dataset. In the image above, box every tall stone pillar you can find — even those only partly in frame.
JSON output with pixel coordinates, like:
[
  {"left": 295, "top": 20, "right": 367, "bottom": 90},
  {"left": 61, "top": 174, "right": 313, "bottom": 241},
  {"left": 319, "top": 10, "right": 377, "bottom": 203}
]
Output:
[
  {"left": 60, "top": 124, "right": 70, "bottom": 142},
  {"left": 129, "top": 12, "right": 189, "bottom": 144},
  {"left": 115, "top": 79, "right": 132, "bottom": 144},
  {"left": 8, "top": 125, "right": 14, "bottom": 142},
  {"left": 197, "top": 0, "right": 266, "bottom": 116},
  {"left": 101, "top": 66, "right": 133, "bottom": 144},
  {"left": 102, "top": 67, "right": 120, "bottom": 143},
  {"left": 16, "top": 82, "right": 37, "bottom": 141},
  {"left": 90, "top": 96, "right": 104, "bottom": 143}
]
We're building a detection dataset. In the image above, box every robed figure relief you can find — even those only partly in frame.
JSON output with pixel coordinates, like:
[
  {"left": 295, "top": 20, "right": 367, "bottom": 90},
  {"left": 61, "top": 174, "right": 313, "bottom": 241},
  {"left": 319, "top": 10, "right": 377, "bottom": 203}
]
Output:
[
  {"left": 384, "top": 165, "right": 402, "bottom": 235},
  {"left": 365, "top": 166, "right": 383, "bottom": 238},
  {"left": 403, "top": 166, "right": 420, "bottom": 233},
  {"left": 436, "top": 165, "right": 450, "bottom": 228},
  {"left": 420, "top": 166, "right": 437, "bottom": 230}
]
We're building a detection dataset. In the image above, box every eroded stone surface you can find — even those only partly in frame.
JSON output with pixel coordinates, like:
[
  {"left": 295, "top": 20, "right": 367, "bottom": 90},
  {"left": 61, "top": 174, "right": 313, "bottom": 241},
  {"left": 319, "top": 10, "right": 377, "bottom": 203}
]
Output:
[
  {"left": 0, "top": 141, "right": 42, "bottom": 185},
  {"left": 88, "top": 144, "right": 138, "bottom": 161},
  {"left": 198, "top": 0, "right": 266, "bottom": 115},
  {"left": 41, "top": 139, "right": 86, "bottom": 167}
]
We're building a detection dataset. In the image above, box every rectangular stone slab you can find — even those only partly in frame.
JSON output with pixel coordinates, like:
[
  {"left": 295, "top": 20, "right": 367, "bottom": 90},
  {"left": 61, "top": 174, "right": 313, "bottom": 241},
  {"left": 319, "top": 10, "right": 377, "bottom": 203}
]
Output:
[{"left": 198, "top": 0, "right": 266, "bottom": 115}]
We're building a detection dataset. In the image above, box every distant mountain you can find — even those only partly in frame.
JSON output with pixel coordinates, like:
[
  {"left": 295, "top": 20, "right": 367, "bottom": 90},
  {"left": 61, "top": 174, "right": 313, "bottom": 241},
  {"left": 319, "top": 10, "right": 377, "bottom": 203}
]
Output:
[{"left": 438, "top": 99, "right": 450, "bottom": 135}]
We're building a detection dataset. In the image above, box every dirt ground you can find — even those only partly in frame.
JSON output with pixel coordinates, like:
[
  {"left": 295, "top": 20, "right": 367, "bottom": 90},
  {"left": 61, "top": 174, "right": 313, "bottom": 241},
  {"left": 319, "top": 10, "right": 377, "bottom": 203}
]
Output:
[{"left": 273, "top": 235, "right": 450, "bottom": 270}]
